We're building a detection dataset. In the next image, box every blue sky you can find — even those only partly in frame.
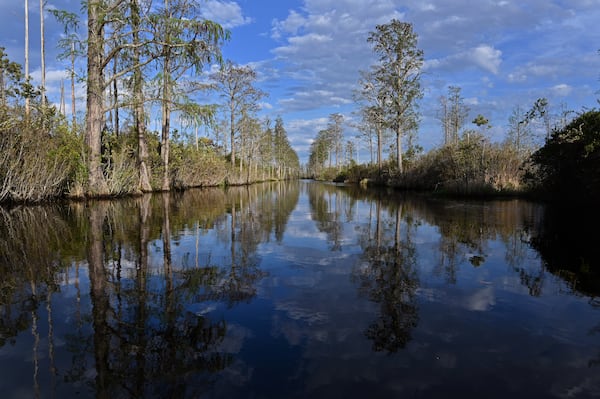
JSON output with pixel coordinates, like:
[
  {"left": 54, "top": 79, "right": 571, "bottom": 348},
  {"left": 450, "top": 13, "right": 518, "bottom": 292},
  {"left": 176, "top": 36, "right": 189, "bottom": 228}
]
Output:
[{"left": 2, "top": 0, "right": 599, "bottom": 163}]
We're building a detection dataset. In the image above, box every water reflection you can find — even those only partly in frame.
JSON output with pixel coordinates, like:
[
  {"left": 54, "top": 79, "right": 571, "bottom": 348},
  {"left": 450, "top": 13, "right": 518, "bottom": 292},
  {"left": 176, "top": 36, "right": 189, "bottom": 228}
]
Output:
[
  {"left": 1, "top": 181, "right": 600, "bottom": 398},
  {"left": 354, "top": 199, "right": 419, "bottom": 352},
  {"left": 0, "top": 182, "right": 299, "bottom": 398}
]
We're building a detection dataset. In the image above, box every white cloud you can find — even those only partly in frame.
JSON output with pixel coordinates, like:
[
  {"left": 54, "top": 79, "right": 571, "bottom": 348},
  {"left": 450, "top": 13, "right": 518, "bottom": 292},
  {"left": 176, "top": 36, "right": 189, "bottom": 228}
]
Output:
[
  {"left": 551, "top": 83, "right": 573, "bottom": 97},
  {"left": 470, "top": 45, "right": 502, "bottom": 75},
  {"left": 271, "top": 10, "right": 306, "bottom": 39},
  {"left": 275, "top": 33, "right": 333, "bottom": 55},
  {"left": 425, "top": 44, "right": 502, "bottom": 75},
  {"left": 201, "top": 0, "right": 253, "bottom": 29},
  {"left": 284, "top": 117, "right": 330, "bottom": 156},
  {"left": 259, "top": 101, "right": 273, "bottom": 110}
]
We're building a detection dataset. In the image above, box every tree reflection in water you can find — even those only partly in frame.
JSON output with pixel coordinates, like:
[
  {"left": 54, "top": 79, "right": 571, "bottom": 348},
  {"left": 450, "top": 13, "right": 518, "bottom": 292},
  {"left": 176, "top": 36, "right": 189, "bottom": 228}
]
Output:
[
  {"left": 0, "top": 182, "right": 300, "bottom": 398},
  {"left": 81, "top": 198, "right": 232, "bottom": 398},
  {"left": 3, "top": 182, "right": 600, "bottom": 397},
  {"left": 353, "top": 196, "right": 419, "bottom": 353}
]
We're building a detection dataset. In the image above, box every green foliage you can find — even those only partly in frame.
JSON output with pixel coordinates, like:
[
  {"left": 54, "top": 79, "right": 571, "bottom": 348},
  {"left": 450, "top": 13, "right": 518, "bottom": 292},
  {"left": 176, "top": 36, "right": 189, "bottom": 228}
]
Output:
[
  {"left": 49, "top": 122, "right": 87, "bottom": 195},
  {"left": 527, "top": 110, "right": 600, "bottom": 202}
]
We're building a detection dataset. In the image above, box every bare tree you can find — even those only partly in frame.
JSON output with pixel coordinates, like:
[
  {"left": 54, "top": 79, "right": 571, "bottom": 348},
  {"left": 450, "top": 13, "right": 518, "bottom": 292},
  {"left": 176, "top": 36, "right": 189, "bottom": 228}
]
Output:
[
  {"left": 211, "top": 60, "right": 266, "bottom": 171},
  {"left": 438, "top": 86, "right": 469, "bottom": 146},
  {"left": 355, "top": 69, "right": 389, "bottom": 173},
  {"left": 328, "top": 113, "right": 344, "bottom": 169}
]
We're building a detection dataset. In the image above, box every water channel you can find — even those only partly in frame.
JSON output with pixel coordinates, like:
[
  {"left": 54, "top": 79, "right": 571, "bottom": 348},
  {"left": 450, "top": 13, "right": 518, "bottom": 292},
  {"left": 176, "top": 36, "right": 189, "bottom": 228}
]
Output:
[{"left": 1, "top": 180, "right": 599, "bottom": 398}]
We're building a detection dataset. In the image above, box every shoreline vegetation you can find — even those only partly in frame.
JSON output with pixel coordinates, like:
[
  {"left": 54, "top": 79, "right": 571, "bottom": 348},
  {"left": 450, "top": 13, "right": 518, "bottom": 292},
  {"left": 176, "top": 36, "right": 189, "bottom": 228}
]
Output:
[
  {"left": 2, "top": 105, "right": 599, "bottom": 206},
  {"left": 1, "top": 4, "right": 599, "bottom": 206},
  {"left": 310, "top": 107, "right": 600, "bottom": 205},
  {"left": 1, "top": 75, "right": 598, "bottom": 205}
]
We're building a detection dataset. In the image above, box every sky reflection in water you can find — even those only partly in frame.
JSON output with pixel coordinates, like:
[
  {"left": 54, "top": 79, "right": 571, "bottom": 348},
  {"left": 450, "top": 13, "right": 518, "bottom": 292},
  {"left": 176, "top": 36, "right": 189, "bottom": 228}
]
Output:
[{"left": 1, "top": 181, "right": 599, "bottom": 398}]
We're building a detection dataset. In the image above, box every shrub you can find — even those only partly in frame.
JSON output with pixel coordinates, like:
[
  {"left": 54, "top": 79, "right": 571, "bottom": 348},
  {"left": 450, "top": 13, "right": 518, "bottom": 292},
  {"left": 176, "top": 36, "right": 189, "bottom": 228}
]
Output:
[{"left": 526, "top": 110, "right": 600, "bottom": 202}]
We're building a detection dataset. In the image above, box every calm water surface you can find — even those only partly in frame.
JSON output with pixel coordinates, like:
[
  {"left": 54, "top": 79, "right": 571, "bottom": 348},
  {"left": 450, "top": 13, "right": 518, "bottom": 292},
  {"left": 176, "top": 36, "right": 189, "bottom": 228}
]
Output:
[{"left": 1, "top": 181, "right": 600, "bottom": 398}]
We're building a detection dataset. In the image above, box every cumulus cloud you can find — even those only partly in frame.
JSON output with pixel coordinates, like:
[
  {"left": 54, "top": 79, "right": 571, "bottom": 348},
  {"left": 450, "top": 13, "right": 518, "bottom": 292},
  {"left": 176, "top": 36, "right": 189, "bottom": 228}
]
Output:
[
  {"left": 271, "top": 10, "right": 306, "bottom": 39},
  {"left": 470, "top": 45, "right": 502, "bottom": 75},
  {"left": 425, "top": 44, "right": 502, "bottom": 75},
  {"left": 201, "top": 0, "right": 253, "bottom": 29}
]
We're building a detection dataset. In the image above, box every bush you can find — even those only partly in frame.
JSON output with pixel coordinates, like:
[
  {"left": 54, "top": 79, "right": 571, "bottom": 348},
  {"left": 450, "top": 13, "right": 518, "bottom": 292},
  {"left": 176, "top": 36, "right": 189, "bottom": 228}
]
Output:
[
  {"left": 526, "top": 109, "right": 600, "bottom": 202},
  {"left": 173, "top": 147, "right": 229, "bottom": 188},
  {"left": 397, "top": 135, "right": 525, "bottom": 195},
  {"left": 0, "top": 116, "right": 81, "bottom": 203}
]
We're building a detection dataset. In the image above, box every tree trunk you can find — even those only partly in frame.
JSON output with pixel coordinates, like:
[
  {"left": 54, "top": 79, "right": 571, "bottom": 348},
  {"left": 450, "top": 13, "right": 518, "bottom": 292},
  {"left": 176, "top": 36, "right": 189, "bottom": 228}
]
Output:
[
  {"left": 0, "top": 67, "right": 5, "bottom": 106},
  {"left": 71, "top": 42, "right": 76, "bottom": 129},
  {"left": 161, "top": 77, "right": 171, "bottom": 191},
  {"left": 230, "top": 98, "right": 235, "bottom": 167},
  {"left": 112, "top": 57, "right": 119, "bottom": 137},
  {"left": 160, "top": 50, "right": 172, "bottom": 191},
  {"left": 86, "top": 1, "right": 109, "bottom": 195},
  {"left": 24, "top": 0, "right": 30, "bottom": 118},
  {"left": 132, "top": 0, "right": 152, "bottom": 192},
  {"left": 59, "top": 80, "right": 65, "bottom": 114},
  {"left": 396, "top": 122, "right": 403, "bottom": 174},
  {"left": 377, "top": 126, "right": 382, "bottom": 174},
  {"left": 160, "top": 0, "right": 172, "bottom": 191}
]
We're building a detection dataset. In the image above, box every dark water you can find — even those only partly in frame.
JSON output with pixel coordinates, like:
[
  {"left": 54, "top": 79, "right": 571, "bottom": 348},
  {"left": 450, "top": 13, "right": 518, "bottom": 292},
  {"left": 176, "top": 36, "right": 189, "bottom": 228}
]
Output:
[{"left": 1, "top": 180, "right": 600, "bottom": 398}]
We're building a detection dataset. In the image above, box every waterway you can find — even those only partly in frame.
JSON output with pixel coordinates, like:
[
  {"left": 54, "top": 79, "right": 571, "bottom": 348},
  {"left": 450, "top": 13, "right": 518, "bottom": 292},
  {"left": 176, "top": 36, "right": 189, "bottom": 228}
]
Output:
[{"left": 1, "top": 180, "right": 599, "bottom": 398}]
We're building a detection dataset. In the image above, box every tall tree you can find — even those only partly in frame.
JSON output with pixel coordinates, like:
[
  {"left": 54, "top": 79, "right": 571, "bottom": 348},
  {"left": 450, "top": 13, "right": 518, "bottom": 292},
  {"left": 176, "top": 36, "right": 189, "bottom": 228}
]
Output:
[
  {"left": 52, "top": 9, "right": 81, "bottom": 128},
  {"left": 211, "top": 60, "right": 265, "bottom": 170},
  {"left": 367, "top": 20, "right": 423, "bottom": 173},
  {"left": 153, "top": 0, "right": 227, "bottom": 190},
  {"left": 159, "top": 0, "right": 174, "bottom": 191},
  {"left": 438, "top": 86, "right": 469, "bottom": 146},
  {"left": 356, "top": 69, "right": 390, "bottom": 173},
  {"left": 80, "top": 0, "right": 226, "bottom": 195},
  {"left": 308, "top": 129, "right": 331, "bottom": 177},
  {"left": 272, "top": 116, "right": 299, "bottom": 179},
  {"left": 507, "top": 105, "right": 531, "bottom": 156},
  {"left": 345, "top": 140, "right": 356, "bottom": 165},
  {"left": 449, "top": 86, "right": 469, "bottom": 145},
  {"left": 130, "top": 0, "right": 152, "bottom": 192},
  {"left": 84, "top": 0, "right": 113, "bottom": 195},
  {"left": 258, "top": 117, "right": 274, "bottom": 179},
  {"left": 327, "top": 113, "right": 344, "bottom": 170},
  {"left": 70, "top": 41, "right": 76, "bottom": 128},
  {"left": 525, "top": 97, "right": 552, "bottom": 140}
]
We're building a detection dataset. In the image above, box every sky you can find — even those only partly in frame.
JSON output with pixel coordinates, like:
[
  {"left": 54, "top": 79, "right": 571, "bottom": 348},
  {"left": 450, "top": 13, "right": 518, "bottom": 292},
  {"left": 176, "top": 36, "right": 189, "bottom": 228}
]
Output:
[{"left": 1, "top": 0, "right": 600, "bottom": 163}]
